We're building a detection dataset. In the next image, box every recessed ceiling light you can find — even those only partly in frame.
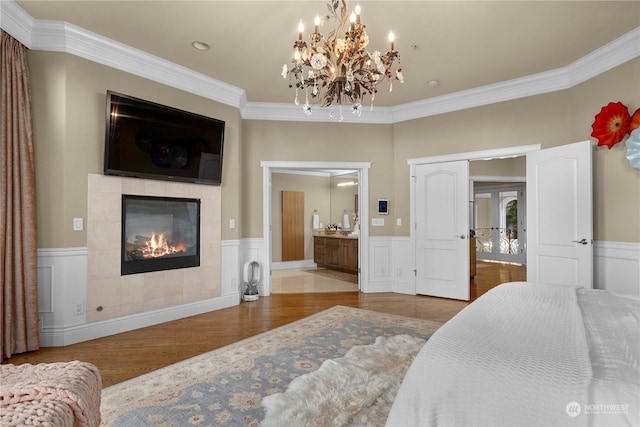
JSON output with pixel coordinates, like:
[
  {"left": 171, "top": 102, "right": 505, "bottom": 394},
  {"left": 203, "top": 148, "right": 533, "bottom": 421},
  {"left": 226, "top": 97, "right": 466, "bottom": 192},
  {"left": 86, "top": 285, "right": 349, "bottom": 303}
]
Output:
[
  {"left": 427, "top": 80, "right": 440, "bottom": 88},
  {"left": 191, "top": 41, "right": 210, "bottom": 51}
]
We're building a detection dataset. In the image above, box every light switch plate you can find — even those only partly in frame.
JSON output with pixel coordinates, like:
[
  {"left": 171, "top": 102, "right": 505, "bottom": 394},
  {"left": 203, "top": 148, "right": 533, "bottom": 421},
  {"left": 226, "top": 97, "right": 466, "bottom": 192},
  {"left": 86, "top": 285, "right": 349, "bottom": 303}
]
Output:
[
  {"left": 73, "top": 218, "right": 83, "bottom": 231},
  {"left": 372, "top": 218, "right": 384, "bottom": 226}
]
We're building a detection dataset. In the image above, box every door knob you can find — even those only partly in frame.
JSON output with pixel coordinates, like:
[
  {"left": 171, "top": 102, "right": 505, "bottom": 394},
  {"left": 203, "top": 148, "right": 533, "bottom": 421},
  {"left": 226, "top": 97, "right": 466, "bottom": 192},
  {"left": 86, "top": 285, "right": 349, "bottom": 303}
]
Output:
[
  {"left": 454, "top": 235, "right": 466, "bottom": 240},
  {"left": 572, "top": 238, "right": 591, "bottom": 245}
]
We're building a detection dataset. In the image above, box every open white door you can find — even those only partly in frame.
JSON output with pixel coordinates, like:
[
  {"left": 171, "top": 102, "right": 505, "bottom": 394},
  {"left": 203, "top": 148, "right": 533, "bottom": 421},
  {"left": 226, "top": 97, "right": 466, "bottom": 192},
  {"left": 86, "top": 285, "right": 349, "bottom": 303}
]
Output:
[
  {"left": 526, "top": 140, "right": 593, "bottom": 287},
  {"left": 415, "top": 161, "right": 470, "bottom": 300}
]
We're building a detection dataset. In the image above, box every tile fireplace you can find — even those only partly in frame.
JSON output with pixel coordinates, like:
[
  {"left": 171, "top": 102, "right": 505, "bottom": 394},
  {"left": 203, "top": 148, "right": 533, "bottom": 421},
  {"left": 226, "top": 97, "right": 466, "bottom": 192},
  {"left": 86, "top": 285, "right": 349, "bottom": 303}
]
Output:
[{"left": 121, "top": 195, "right": 200, "bottom": 275}]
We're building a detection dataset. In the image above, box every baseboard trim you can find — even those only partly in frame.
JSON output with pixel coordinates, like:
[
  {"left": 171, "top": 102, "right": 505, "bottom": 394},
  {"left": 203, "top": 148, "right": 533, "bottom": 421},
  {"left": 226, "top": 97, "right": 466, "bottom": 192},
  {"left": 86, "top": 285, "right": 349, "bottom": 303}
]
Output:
[{"left": 40, "top": 294, "right": 238, "bottom": 346}]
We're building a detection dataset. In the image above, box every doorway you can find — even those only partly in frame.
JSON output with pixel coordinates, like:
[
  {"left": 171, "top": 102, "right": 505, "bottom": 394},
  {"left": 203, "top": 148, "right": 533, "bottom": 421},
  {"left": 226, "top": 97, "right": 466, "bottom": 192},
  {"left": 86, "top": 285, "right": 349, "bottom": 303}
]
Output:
[
  {"left": 473, "top": 183, "right": 526, "bottom": 264},
  {"left": 409, "top": 144, "right": 541, "bottom": 299},
  {"left": 410, "top": 141, "right": 593, "bottom": 299},
  {"left": 261, "top": 161, "right": 371, "bottom": 296}
]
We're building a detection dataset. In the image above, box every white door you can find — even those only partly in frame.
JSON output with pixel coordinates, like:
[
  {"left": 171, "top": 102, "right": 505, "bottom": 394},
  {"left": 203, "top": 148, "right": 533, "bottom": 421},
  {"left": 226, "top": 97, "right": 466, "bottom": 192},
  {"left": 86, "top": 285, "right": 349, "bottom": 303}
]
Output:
[
  {"left": 415, "top": 161, "right": 470, "bottom": 300},
  {"left": 526, "top": 140, "right": 593, "bottom": 287}
]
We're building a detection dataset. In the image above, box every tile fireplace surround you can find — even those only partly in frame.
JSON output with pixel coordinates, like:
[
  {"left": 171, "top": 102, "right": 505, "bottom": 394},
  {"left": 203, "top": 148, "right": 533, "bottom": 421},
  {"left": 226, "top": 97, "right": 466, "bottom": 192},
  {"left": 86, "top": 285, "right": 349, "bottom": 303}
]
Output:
[{"left": 86, "top": 174, "right": 221, "bottom": 323}]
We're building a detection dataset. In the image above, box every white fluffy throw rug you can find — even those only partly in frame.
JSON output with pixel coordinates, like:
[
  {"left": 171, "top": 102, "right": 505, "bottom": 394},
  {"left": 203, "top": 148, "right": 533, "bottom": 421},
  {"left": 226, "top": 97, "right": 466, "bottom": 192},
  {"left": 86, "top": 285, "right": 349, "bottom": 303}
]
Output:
[{"left": 261, "top": 334, "right": 426, "bottom": 427}]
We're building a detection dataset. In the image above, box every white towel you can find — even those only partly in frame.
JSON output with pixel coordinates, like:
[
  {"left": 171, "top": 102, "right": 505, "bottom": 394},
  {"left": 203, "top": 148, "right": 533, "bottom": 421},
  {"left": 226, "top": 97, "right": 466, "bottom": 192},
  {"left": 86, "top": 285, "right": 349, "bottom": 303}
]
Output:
[
  {"left": 312, "top": 213, "right": 320, "bottom": 230},
  {"left": 342, "top": 213, "right": 350, "bottom": 230}
]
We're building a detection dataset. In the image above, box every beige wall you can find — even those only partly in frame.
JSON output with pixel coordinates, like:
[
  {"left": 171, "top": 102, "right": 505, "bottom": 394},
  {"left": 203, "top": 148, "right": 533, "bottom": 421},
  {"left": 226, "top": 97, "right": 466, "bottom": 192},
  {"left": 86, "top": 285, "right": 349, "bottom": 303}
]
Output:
[
  {"left": 28, "top": 52, "right": 640, "bottom": 251},
  {"left": 28, "top": 52, "right": 242, "bottom": 248},
  {"left": 469, "top": 157, "right": 526, "bottom": 177}
]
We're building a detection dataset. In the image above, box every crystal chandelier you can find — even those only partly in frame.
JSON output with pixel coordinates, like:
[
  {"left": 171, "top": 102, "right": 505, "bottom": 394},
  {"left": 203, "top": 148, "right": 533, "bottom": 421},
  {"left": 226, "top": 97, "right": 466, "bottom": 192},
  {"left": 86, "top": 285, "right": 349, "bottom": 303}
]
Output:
[{"left": 282, "top": 0, "right": 403, "bottom": 119}]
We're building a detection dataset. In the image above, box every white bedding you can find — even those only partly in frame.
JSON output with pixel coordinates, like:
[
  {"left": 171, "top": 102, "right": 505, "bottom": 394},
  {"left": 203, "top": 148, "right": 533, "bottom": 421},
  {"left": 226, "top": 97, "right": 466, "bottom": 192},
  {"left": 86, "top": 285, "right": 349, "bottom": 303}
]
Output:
[{"left": 386, "top": 282, "right": 639, "bottom": 427}]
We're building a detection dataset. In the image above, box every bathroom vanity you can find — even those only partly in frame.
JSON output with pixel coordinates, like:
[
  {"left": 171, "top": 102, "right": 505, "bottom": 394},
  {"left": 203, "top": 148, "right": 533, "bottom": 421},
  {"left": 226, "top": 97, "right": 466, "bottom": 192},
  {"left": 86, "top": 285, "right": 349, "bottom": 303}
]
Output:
[{"left": 313, "top": 233, "right": 358, "bottom": 274}]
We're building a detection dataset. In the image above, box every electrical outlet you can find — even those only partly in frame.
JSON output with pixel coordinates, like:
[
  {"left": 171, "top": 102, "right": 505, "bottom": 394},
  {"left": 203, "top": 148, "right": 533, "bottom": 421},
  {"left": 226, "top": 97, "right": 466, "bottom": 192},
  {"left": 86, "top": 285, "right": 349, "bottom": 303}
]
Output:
[
  {"left": 74, "top": 303, "right": 84, "bottom": 315},
  {"left": 229, "top": 219, "right": 236, "bottom": 229},
  {"left": 73, "top": 218, "right": 83, "bottom": 231},
  {"left": 396, "top": 218, "right": 402, "bottom": 226}
]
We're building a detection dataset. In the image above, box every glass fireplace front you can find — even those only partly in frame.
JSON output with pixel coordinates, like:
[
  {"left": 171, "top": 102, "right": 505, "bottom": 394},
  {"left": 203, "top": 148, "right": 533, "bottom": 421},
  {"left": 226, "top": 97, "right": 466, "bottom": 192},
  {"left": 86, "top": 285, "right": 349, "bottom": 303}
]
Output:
[{"left": 121, "top": 195, "right": 200, "bottom": 275}]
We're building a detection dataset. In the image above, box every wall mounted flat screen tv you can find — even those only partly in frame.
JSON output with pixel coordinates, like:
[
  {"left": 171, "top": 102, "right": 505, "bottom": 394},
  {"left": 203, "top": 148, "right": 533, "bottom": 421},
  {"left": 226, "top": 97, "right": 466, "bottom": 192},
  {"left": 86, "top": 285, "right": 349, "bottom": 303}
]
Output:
[{"left": 104, "top": 91, "right": 224, "bottom": 185}]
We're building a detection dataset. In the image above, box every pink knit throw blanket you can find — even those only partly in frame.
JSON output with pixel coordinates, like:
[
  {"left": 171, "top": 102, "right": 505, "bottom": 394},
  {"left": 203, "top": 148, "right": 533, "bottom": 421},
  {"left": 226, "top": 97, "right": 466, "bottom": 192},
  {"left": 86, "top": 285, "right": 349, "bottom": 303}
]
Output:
[{"left": 0, "top": 361, "right": 102, "bottom": 427}]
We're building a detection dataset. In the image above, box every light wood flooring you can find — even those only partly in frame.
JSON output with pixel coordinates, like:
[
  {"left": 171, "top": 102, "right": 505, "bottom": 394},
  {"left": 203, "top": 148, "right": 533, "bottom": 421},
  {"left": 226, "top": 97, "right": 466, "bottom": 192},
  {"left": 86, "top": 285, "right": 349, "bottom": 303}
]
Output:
[
  {"left": 3, "top": 261, "right": 525, "bottom": 387},
  {"left": 271, "top": 268, "right": 359, "bottom": 293}
]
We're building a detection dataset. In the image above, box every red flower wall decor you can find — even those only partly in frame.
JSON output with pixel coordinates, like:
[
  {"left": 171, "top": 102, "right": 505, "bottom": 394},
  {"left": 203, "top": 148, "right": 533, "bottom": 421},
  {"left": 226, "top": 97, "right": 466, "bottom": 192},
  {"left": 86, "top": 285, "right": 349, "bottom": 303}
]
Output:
[
  {"left": 630, "top": 108, "right": 640, "bottom": 133},
  {"left": 591, "top": 102, "right": 630, "bottom": 149}
]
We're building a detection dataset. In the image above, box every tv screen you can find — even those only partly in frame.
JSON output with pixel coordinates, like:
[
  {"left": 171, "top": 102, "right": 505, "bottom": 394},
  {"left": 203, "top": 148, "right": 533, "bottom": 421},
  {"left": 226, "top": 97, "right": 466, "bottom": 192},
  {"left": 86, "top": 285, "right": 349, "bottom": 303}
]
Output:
[{"left": 104, "top": 91, "right": 225, "bottom": 185}]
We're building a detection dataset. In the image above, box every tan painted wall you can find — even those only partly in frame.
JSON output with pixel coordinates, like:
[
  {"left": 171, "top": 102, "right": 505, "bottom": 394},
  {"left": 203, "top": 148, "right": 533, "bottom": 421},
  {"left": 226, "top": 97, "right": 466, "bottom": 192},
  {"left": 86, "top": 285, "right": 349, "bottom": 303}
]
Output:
[
  {"left": 28, "top": 52, "right": 242, "bottom": 248},
  {"left": 469, "top": 157, "right": 526, "bottom": 177},
  {"left": 27, "top": 51, "right": 639, "bottom": 248}
]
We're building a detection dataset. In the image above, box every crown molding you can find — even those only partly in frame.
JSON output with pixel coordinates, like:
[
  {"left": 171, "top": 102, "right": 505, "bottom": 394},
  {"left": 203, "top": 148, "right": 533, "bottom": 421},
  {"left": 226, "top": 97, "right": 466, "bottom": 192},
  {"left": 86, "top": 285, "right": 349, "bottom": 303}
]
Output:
[
  {"left": 1, "top": 1, "right": 245, "bottom": 109},
  {"left": 0, "top": 0, "right": 35, "bottom": 46},
  {"left": 2, "top": 0, "right": 638, "bottom": 124},
  {"left": 390, "top": 26, "right": 640, "bottom": 123}
]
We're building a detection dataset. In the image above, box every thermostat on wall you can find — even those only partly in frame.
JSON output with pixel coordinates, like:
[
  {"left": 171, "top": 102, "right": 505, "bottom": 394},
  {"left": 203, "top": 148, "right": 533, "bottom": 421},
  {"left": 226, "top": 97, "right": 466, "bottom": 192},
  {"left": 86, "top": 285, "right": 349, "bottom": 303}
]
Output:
[{"left": 378, "top": 199, "right": 389, "bottom": 215}]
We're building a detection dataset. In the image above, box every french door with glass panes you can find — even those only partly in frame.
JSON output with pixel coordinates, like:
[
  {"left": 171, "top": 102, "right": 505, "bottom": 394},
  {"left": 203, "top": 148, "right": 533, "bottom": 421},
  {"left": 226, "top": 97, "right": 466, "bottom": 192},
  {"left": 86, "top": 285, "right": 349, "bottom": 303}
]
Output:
[{"left": 473, "top": 184, "right": 526, "bottom": 264}]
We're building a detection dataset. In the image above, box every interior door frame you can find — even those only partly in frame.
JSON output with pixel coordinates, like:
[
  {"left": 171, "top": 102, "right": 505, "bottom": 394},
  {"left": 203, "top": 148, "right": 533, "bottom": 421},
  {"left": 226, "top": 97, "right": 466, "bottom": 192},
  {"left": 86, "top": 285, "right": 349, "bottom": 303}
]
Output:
[
  {"left": 408, "top": 144, "right": 541, "bottom": 295},
  {"left": 261, "top": 161, "right": 371, "bottom": 296}
]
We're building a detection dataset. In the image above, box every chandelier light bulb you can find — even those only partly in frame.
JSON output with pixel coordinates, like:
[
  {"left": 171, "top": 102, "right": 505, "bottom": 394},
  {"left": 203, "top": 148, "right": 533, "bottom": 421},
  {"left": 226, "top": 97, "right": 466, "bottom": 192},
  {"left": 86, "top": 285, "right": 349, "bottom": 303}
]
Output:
[
  {"left": 298, "top": 20, "right": 304, "bottom": 40},
  {"left": 314, "top": 15, "right": 321, "bottom": 33},
  {"left": 388, "top": 31, "right": 395, "bottom": 50},
  {"left": 355, "top": 4, "right": 361, "bottom": 24}
]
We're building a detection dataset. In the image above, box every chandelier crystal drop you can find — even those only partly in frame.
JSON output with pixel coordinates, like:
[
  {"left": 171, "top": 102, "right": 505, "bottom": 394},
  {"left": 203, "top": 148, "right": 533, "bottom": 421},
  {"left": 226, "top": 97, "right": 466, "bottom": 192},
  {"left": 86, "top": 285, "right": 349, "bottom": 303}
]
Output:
[{"left": 282, "top": 0, "right": 403, "bottom": 116}]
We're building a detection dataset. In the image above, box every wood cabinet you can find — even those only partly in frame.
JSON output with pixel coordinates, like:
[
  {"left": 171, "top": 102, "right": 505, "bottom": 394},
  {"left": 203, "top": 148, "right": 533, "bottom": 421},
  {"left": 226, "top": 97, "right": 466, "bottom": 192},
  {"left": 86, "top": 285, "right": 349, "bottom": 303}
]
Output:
[{"left": 313, "top": 235, "right": 358, "bottom": 274}]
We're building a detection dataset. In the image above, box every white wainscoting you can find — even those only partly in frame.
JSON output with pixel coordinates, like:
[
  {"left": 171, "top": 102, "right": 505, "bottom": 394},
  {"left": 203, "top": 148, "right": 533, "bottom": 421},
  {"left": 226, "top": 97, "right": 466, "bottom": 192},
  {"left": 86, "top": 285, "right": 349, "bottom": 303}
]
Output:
[
  {"left": 594, "top": 241, "right": 640, "bottom": 299},
  {"left": 368, "top": 237, "right": 393, "bottom": 292},
  {"left": 392, "top": 237, "right": 414, "bottom": 295},
  {"left": 36, "top": 239, "right": 639, "bottom": 345},
  {"left": 37, "top": 242, "right": 242, "bottom": 346},
  {"left": 221, "top": 239, "right": 241, "bottom": 303}
]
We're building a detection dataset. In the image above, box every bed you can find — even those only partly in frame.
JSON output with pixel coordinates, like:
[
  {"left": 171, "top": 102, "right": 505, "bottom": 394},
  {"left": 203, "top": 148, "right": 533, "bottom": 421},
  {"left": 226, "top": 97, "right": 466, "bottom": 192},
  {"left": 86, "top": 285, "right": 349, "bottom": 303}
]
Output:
[{"left": 386, "top": 281, "right": 639, "bottom": 427}]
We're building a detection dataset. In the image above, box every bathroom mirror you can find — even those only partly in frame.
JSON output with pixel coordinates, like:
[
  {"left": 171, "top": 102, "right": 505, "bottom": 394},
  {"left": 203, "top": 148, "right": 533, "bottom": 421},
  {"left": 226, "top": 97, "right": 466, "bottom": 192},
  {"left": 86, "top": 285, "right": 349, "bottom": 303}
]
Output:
[{"left": 329, "top": 173, "right": 358, "bottom": 229}]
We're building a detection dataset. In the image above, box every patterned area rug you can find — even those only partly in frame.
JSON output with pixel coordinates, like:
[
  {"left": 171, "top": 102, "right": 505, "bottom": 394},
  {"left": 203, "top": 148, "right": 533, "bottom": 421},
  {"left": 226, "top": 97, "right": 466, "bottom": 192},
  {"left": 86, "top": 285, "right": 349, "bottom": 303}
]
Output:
[{"left": 100, "top": 306, "right": 441, "bottom": 426}]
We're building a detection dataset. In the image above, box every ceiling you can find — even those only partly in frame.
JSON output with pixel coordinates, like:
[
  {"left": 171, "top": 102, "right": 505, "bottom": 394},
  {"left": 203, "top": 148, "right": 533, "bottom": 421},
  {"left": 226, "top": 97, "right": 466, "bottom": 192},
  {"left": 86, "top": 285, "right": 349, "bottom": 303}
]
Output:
[{"left": 13, "top": 1, "right": 640, "bottom": 108}]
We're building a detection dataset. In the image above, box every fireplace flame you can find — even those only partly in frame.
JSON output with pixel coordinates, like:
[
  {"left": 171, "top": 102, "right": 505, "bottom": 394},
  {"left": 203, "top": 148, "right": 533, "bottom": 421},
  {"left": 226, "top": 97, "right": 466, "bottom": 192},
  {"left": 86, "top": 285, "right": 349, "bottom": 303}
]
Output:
[{"left": 141, "top": 232, "right": 186, "bottom": 258}]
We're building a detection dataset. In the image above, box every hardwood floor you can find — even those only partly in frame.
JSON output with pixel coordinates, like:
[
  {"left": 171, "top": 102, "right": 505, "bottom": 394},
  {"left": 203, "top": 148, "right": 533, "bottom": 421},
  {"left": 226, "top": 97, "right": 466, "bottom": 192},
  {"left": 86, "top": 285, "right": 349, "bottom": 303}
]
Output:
[{"left": 2, "top": 261, "right": 524, "bottom": 387}]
